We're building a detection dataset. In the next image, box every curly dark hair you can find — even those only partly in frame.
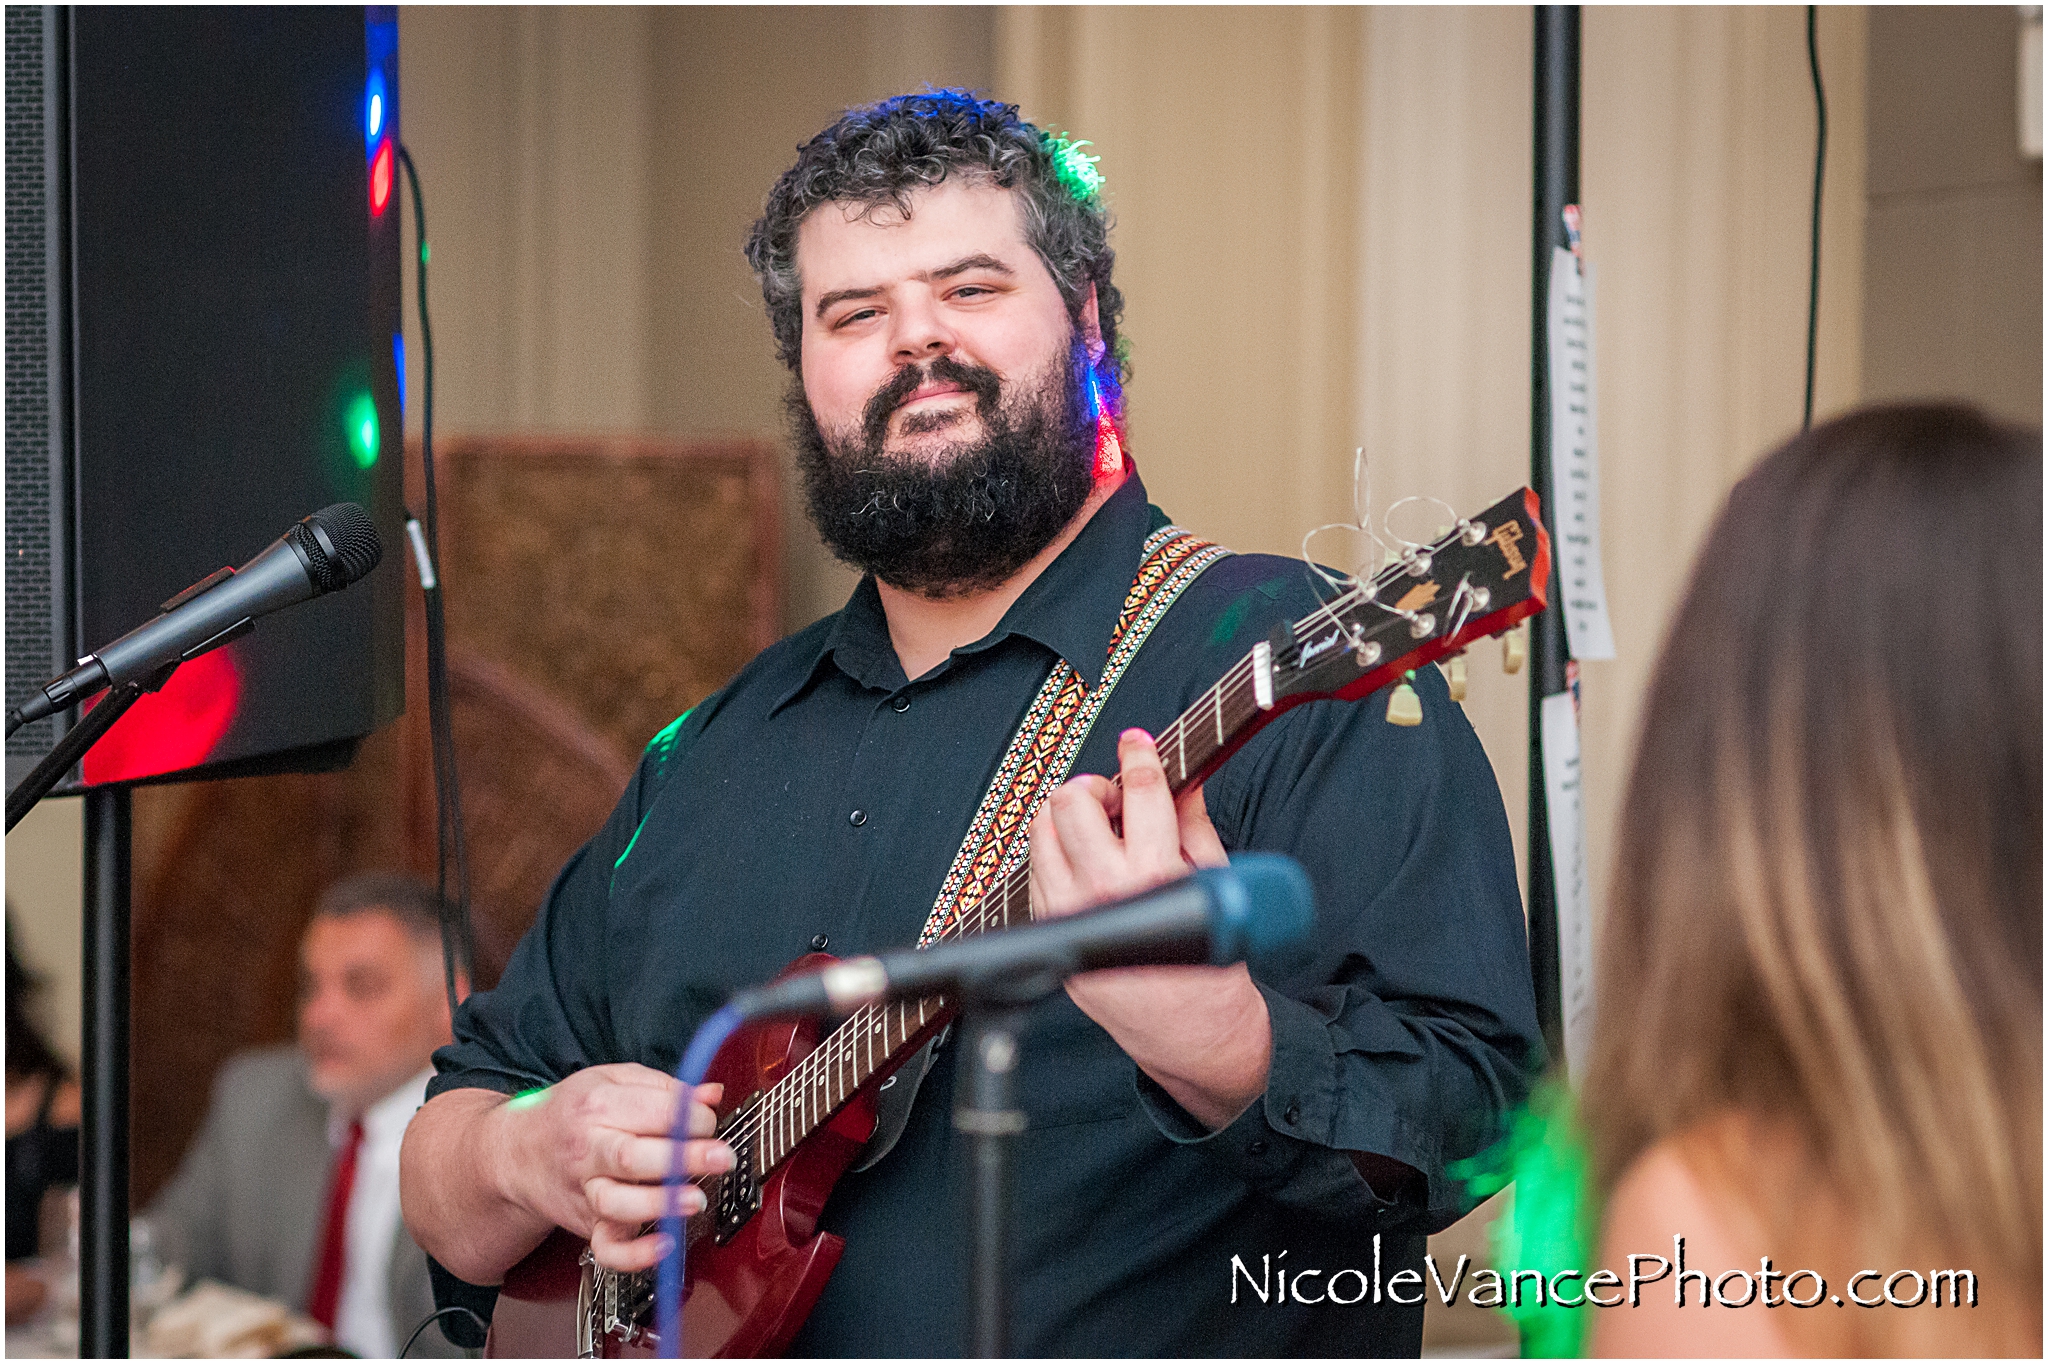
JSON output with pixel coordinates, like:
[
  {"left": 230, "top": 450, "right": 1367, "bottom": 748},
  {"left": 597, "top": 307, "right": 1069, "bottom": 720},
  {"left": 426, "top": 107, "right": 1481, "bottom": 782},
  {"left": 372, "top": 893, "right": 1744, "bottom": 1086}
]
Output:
[{"left": 744, "top": 89, "right": 1126, "bottom": 389}]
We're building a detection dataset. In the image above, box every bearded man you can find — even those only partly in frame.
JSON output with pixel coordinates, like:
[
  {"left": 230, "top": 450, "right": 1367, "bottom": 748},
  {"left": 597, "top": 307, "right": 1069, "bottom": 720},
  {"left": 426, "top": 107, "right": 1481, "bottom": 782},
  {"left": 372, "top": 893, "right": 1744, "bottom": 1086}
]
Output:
[{"left": 402, "top": 91, "right": 1542, "bottom": 1356}]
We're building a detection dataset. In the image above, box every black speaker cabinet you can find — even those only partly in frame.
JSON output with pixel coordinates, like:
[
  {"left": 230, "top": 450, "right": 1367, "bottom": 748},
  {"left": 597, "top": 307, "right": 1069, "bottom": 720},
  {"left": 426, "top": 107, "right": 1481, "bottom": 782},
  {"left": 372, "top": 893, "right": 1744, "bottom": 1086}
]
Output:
[{"left": 5, "top": 5, "right": 405, "bottom": 791}]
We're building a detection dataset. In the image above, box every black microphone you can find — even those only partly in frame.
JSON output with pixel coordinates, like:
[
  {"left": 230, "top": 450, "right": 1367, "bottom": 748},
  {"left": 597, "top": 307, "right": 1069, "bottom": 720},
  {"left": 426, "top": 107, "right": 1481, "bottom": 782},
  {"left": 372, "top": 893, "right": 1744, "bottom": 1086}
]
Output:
[
  {"left": 729, "top": 853, "right": 1314, "bottom": 1020},
  {"left": 7, "top": 503, "right": 382, "bottom": 733}
]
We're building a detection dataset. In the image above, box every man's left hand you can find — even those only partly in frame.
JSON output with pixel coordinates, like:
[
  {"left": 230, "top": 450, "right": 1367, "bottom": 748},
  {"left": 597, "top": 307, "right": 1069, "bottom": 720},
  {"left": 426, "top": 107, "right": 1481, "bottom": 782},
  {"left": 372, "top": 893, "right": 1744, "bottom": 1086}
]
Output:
[{"left": 1028, "top": 728, "right": 1273, "bottom": 1131}]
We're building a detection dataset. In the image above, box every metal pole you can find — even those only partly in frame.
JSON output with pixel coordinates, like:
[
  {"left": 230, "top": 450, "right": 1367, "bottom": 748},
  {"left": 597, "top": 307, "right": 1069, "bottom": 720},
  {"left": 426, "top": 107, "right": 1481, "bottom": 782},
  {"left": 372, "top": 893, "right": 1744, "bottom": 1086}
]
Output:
[
  {"left": 81, "top": 785, "right": 131, "bottom": 1358},
  {"left": 1527, "top": 5, "right": 1579, "bottom": 1071},
  {"left": 955, "top": 1003, "right": 1029, "bottom": 1358}
]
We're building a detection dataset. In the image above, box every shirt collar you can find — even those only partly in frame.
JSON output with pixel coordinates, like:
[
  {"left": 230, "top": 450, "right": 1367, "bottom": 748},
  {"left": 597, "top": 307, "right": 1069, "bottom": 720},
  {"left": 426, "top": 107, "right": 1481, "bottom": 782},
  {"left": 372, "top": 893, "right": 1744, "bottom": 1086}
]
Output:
[
  {"left": 773, "top": 469, "right": 1159, "bottom": 711},
  {"left": 329, "top": 1065, "right": 433, "bottom": 1149}
]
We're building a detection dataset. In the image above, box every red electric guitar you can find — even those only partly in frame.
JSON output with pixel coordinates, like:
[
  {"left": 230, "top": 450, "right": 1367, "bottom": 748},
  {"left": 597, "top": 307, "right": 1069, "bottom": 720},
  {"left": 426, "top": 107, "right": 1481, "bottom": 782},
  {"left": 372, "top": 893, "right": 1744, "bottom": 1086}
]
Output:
[{"left": 484, "top": 488, "right": 1551, "bottom": 1358}]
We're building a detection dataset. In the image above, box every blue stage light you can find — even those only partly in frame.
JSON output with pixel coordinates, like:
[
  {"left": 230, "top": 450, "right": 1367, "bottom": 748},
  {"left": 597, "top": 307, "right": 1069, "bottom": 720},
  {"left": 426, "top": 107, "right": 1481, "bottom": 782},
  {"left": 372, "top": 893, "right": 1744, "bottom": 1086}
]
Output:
[{"left": 365, "top": 70, "right": 386, "bottom": 145}]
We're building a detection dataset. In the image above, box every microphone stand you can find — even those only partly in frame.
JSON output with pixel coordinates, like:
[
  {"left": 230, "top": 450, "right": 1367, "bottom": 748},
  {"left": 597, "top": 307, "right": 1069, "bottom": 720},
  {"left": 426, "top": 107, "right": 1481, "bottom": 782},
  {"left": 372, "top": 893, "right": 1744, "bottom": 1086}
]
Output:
[
  {"left": 5, "top": 677, "right": 149, "bottom": 834},
  {"left": 951, "top": 967, "right": 1065, "bottom": 1359}
]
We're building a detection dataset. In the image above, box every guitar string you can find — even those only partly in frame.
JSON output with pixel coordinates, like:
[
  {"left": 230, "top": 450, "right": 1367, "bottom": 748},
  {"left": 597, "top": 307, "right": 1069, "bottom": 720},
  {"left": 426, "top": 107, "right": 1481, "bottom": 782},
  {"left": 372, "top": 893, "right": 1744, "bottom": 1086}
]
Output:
[{"left": 692, "top": 518, "right": 1519, "bottom": 1179}]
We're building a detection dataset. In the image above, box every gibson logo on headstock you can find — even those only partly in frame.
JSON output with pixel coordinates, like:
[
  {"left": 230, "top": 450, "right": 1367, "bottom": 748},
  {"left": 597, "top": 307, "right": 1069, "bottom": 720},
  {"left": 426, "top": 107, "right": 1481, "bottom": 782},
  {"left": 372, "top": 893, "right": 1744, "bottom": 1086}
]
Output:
[
  {"left": 1487, "top": 521, "right": 1528, "bottom": 580},
  {"left": 1394, "top": 581, "right": 1439, "bottom": 612}
]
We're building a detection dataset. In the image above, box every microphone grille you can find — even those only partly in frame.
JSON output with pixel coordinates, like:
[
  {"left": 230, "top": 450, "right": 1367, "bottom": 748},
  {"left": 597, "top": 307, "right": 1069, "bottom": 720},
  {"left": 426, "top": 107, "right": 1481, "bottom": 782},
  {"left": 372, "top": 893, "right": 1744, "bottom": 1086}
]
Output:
[
  {"left": 291, "top": 503, "right": 383, "bottom": 593},
  {"left": 1207, "top": 854, "right": 1315, "bottom": 963}
]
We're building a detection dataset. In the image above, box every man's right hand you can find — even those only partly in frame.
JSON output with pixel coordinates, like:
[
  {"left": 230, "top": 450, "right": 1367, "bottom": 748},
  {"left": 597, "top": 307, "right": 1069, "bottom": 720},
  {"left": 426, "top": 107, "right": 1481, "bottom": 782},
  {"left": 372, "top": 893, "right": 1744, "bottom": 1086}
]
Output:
[{"left": 400, "top": 1064, "right": 734, "bottom": 1282}]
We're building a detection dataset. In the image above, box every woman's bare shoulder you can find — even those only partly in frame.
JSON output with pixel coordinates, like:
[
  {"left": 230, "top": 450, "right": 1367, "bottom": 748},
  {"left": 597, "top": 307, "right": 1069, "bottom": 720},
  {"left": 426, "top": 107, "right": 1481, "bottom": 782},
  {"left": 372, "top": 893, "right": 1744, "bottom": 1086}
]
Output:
[{"left": 1592, "top": 1125, "right": 1799, "bottom": 1358}]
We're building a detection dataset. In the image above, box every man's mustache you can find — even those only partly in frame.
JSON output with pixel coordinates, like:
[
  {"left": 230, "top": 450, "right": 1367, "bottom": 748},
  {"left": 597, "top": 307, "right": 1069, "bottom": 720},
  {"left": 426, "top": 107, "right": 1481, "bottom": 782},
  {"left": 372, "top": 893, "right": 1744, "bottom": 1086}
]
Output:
[{"left": 861, "top": 355, "right": 1003, "bottom": 448}]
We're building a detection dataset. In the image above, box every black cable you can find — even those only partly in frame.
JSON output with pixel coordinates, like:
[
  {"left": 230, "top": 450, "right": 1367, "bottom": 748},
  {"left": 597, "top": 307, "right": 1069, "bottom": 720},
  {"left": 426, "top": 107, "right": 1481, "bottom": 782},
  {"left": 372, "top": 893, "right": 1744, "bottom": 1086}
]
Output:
[
  {"left": 398, "top": 143, "right": 476, "bottom": 1018},
  {"left": 401, "top": 1304, "right": 490, "bottom": 1358},
  {"left": 1803, "top": 5, "right": 1826, "bottom": 431}
]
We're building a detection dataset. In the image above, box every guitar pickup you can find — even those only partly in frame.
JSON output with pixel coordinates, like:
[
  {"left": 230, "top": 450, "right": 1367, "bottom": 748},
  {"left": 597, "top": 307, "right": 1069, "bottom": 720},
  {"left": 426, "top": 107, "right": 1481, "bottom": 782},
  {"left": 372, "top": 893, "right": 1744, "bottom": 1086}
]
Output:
[{"left": 714, "top": 1101, "right": 763, "bottom": 1245}]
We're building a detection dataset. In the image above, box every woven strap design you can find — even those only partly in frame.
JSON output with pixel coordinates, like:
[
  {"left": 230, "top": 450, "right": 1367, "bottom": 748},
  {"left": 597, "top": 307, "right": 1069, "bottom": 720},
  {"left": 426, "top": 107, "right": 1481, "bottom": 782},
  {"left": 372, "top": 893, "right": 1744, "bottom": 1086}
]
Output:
[{"left": 916, "top": 527, "right": 1232, "bottom": 948}]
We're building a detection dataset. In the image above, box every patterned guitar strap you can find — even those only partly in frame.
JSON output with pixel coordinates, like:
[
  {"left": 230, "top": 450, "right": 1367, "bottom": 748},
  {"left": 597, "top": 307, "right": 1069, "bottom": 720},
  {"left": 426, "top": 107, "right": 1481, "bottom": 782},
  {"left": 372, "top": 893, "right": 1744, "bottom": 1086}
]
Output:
[{"left": 853, "top": 525, "right": 1231, "bottom": 1169}]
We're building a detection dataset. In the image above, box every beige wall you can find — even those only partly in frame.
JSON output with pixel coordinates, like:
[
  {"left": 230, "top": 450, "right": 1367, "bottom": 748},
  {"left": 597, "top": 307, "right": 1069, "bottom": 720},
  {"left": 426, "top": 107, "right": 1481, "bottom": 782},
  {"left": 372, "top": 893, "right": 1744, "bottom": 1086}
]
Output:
[
  {"left": 6, "top": 800, "right": 84, "bottom": 1068},
  {"left": 1863, "top": 5, "right": 2043, "bottom": 423}
]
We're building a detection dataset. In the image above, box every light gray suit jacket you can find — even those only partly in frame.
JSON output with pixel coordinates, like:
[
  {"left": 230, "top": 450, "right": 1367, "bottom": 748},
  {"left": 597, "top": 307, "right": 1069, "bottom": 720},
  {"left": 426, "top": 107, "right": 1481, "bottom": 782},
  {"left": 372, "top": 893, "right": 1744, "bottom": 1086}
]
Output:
[{"left": 146, "top": 1045, "right": 464, "bottom": 1358}]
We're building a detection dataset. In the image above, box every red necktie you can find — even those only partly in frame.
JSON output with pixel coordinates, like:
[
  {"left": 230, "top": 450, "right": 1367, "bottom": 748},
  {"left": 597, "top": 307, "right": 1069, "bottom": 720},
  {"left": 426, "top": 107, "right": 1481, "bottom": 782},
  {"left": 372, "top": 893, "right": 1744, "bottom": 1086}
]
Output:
[{"left": 306, "top": 1118, "right": 364, "bottom": 1332}]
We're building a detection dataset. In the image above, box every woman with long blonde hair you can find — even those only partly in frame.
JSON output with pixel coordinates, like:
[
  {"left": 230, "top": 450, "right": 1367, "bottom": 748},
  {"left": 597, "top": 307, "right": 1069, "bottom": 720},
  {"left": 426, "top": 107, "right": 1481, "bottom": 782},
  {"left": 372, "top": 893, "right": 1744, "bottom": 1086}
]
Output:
[{"left": 1588, "top": 404, "right": 2040, "bottom": 1356}]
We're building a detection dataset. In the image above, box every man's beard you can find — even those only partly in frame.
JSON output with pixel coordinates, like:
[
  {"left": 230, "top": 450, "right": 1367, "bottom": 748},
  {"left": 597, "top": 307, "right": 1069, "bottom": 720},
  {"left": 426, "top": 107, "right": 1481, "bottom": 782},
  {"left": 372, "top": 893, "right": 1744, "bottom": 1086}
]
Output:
[{"left": 790, "top": 340, "right": 1098, "bottom": 599}]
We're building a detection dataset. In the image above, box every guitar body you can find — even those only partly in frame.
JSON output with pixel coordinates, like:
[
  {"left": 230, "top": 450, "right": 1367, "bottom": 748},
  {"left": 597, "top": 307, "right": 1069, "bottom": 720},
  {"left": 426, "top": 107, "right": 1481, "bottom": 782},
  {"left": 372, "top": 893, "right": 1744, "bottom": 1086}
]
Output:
[{"left": 488, "top": 955, "right": 929, "bottom": 1358}]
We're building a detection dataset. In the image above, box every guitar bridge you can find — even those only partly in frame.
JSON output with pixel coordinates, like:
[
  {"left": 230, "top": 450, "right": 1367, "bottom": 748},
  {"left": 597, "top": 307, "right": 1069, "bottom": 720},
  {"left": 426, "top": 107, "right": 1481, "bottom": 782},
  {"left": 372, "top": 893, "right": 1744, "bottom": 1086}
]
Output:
[
  {"left": 577, "top": 1247, "right": 656, "bottom": 1357},
  {"left": 714, "top": 1094, "right": 764, "bottom": 1244}
]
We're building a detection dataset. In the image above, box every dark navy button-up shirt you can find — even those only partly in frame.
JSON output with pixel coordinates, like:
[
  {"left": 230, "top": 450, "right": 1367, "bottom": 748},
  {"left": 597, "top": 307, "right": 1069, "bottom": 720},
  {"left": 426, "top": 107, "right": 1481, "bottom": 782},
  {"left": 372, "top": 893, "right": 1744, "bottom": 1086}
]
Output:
[{"left": 431, "top": 469, "right": 1544, "bottom": 1356}]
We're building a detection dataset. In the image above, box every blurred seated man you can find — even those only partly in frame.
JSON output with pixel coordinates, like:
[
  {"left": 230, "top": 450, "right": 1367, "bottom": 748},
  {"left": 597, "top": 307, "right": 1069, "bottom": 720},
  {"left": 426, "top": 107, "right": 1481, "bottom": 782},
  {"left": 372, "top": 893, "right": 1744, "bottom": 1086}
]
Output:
[{"left": 148, "top": 874, "right": 466, "bottom": 1358}]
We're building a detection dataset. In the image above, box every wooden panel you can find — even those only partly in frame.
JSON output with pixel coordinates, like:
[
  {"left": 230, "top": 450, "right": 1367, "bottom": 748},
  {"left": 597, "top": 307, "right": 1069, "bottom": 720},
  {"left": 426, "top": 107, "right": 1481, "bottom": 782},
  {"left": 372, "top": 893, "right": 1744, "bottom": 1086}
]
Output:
[
  {"left": 435, "top": 435, "right": 779, "bottom": 765},
  {"left": 445, "top": 648, "right": 632, "bottom": 985}
]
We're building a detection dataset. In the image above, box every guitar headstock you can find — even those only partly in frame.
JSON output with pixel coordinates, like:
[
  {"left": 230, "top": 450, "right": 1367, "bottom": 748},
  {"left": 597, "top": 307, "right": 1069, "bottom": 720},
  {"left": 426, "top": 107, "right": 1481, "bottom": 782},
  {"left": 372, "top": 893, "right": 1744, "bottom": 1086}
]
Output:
[{"left": 1265, "top": 487, "right": 1550, "bottom": 707}]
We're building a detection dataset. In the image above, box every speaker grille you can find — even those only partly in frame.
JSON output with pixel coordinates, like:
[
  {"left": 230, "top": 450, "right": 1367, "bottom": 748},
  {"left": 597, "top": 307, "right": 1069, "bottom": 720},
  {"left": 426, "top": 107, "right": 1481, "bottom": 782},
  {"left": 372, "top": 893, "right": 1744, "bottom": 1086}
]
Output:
[{"left": 6, "top": 5, "right": 58, "bottom": 759}]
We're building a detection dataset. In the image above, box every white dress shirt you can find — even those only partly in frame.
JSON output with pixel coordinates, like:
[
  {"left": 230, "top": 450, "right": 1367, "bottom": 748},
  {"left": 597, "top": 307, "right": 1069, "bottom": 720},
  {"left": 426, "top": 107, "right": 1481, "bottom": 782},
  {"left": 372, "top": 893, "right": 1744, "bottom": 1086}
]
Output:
[{"left": 329, "top": 1067, "right": 431, "bottom": 1359}]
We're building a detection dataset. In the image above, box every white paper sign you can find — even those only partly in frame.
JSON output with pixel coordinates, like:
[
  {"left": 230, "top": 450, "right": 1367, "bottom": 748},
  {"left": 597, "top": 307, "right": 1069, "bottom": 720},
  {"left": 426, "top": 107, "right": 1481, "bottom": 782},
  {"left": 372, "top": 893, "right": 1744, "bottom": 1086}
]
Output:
[
  {"left": 1546, "top": 245, "right": 1615, "bottom": 661},
  {"left": 1540, "top": 688, "right": 1595, "bottom": 1080}
]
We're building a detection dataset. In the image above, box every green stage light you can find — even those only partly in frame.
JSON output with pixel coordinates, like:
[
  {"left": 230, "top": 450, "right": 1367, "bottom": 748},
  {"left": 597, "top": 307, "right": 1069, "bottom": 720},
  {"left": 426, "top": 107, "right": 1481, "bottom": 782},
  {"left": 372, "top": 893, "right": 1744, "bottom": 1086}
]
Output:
[{"left": 346, "top": 392, "right": 380, "bottom": 468}]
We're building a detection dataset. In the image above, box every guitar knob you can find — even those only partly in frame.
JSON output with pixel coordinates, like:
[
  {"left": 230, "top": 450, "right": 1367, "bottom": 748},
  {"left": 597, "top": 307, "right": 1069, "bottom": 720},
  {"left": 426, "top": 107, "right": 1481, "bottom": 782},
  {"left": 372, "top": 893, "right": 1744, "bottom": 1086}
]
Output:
[
  {"left": 1446, "top": 655, "right": 1468, "bottom": 702},
  {"left": 1386, "top": 672, "right": 1423, "bottom": 727},
  {"left": 1502, "top": 626, "right": 1526, "bottom": 674}
]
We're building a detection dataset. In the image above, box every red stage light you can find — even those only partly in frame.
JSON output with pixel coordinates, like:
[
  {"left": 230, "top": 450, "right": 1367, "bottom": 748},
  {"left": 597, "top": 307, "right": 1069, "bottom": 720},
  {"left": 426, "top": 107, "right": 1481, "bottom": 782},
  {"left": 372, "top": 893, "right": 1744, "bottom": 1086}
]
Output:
[
  {"left": 80, "top": 647, "right": 242, "bottom": 785},
  {"left": 370, "top": 140, "right": 393, "bottom": 215}
]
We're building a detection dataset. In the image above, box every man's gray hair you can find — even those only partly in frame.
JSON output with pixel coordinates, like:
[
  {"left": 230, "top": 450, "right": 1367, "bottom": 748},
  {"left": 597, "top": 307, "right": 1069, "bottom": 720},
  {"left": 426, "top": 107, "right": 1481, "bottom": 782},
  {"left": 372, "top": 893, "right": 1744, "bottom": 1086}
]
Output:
[{"left": 313, "top": 872, "right": 445, "bottom": 944}]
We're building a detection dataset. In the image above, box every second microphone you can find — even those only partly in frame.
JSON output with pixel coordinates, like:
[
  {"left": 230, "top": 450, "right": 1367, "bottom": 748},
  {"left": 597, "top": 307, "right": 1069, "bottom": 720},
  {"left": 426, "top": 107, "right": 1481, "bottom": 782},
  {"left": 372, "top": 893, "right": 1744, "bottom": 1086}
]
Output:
[{"left": 728, "top": 854, "right": 1315, "bottom": 1021}]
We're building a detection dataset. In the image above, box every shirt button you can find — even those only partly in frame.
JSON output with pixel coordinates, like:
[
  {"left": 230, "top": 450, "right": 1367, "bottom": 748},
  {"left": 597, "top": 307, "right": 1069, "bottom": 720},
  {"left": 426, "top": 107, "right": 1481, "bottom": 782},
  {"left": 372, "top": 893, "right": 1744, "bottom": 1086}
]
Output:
[
  {"left": 811, "top": 934, "right": 829, "bottom": 951},
  {"left": 891, "top": 696, "right": 910, "bottom": 713},
  {"left": 1283, "top": 1101, "right": 1302, "bottom": 1126},
  {"left": 1247, "top": 1139, "right": 1270, "bottom": 1157},
  {"left": 849, "top": 809, "right": 867, "bottom": 827}
]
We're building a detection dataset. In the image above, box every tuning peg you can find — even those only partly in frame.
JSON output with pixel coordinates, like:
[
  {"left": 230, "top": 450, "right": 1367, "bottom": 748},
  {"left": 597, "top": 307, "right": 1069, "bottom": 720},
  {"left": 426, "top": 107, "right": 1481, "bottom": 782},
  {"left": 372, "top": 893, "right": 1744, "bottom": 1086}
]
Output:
[
  {"left": 1387, "top": 670, "right": 1423, "bottom": 727},
  {"left": 1446, "top": 654, "right": 1468, "bottom": 701},
  {"left": 1502, "top": 626, "right": 1525, "bottom": 675}
]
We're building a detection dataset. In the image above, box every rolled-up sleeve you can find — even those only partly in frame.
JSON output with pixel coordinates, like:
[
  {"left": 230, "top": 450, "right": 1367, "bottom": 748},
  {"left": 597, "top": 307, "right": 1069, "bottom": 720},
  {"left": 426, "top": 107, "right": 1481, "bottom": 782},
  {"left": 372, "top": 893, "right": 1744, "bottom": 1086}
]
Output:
[
  {"left": 426, "top": 727, "right": 682, "bottom": 1103},
  {"left": 1168, "top": 657, "right": 1545, "bottom": 1232}
]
